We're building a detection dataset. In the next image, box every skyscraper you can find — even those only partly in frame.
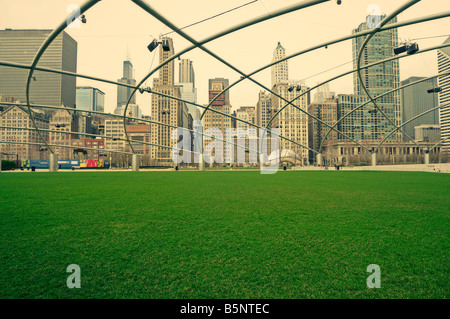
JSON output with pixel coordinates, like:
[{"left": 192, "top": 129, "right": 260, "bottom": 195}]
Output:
[
  {"left": 337, "top": 94, "right": 369, "bottom": 141},
  {"left": 176, "top": 59, "right": 199, "bottom": 120},
  {"left": 76, "top": 86, "right": 105, "bottom": 113},
  {"left": 179, "top": 59, "right": 195, "bottom": 86},
  {"left": 437, "top": 36, "right": 450, "bottom": 159},
  {"left": 117, "top": 60, "right": 136, "bottom": 107},
  {"left": 208, "top": 78, "right": 230, "bottom": 105},
  {"left": 272, "top": 83, "right": 309, "bottom": 165},
  {"left": 270, "top": 42, "right": 308, "bottom": 164},
  {"left": 105, "top": 119, "right": 125, "bottom": 152},
  {"left": 0, "top": 29, "right": 77, "bottom": 112},
  {"left": 308, "top": 98, "right": 338, "bottom": 153},
  {"left": 175, "top": 83, "right": 200, "bottom": 120},
  {"left": 203, "top": 78, "right": 232, "bottom": 164},
  {"left": 150, "top": 37, "right": 189, "bottom": 165},
  {"left": 400, "top": 76, "right": 439, "bottom": 139},
  {"left": 256, "top": 91, "right": 273, "bottom": 128},
  {"left": 271, "top": 42, "right": 288, "bottom": 88},
  {"left": 347, "top": 15, "right": 401, "bottom": 141},
  {"left": 235, "top": 106, "right": 257, "bottom": 164},
  {"left": 159, "top": 38, "right": 175, "bottom": 86}
]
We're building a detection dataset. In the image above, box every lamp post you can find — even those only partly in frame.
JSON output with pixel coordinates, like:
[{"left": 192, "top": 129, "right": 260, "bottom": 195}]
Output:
[
  {"left": 49, "top": 151, "right": 58, "bottom": 172},
  {"left": 371, "top": 148, "right": 377, "bottom": 166},
  {"left": 424, "top": 149, "right": 430, "bottom": 165}
]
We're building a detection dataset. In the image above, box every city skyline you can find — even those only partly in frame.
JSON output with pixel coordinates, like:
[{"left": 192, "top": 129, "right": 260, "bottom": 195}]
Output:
[
  {"left": 1, "top": 0, "right": 449, "bottom": 115},
  {"left": 1, "top": 1, "right": 449, "bottom": 305}
]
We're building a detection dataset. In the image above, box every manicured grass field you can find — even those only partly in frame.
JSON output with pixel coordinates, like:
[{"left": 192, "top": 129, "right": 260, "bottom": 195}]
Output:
[{"left": 0, "top": 171, "right": 448, "bottom": 299}]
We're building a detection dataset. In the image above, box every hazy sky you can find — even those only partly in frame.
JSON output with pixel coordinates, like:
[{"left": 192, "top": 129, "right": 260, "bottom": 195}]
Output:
[{"left": 1, "top": 0, "right": 449, "bottom": 115}]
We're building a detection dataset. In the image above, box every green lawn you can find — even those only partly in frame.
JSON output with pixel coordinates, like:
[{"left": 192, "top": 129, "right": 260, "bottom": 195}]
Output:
[{"left": 0, "top": 171, "right": 448, "bottom": 298}]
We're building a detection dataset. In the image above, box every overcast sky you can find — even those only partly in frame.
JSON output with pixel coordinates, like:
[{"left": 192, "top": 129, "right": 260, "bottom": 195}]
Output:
[{"left": 1, "top": 0, "right": 449, "bottom": 115}]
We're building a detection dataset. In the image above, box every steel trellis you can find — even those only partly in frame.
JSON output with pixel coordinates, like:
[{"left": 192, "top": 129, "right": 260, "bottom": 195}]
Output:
[
  {"left": 318, "top": 71, "right": 450, "bottom": 152},
  {"left": 2, "top": 0, "right": 447, "bottom": 166},
  {"left": 0, "top": 101, "right": 259, "bottom": 156},
  {"left": 124, "top": 0, "right": 330, "bottom": 154},
  {"left": 264, "top": 0, "right": 422, "bottom": 153},
  {"left": 200, "top": 11, "right": 450, "bottom": 121},
  {"left": 0, "top": 61, "right": 312, "bottom": 154},
  {"left": 264, "top": 42, "right": 450, "bottom": 154}
]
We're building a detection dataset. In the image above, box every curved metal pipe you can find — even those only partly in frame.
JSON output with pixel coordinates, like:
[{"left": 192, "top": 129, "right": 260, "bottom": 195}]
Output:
[
  {"left": 24, "top": 0, "right": 101, "bottom": 154},
  {"left": 430, "top": 135, "right": 450, "bottom": 152},
  {"left": 318, "top": 71, "right": 450, "bottom": 152},
  {"left": 3, "top": 0, "right": 442, "bottom": 160},
  {"left": 0, "top": 0, "right": 325, "bottom": 155},
  {"left": 355, "top": 0, "right": 422, "bottom": 152},
  {"left": 4, "top": 43, "right": 447, "bottom": 157},
  {"left": 376, "top": 102, "right": 450, "bottom": 149}
]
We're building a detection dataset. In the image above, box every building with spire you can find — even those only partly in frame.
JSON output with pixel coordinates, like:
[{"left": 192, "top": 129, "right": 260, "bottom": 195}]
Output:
[
  {"left": 117, "top": 60, "right": 136, "bottom": 107},
  {"left": 270, "top": 42, "right": 309, "bottom": 165},
  {"left": 271, "top": 42, "right": 288, "bottom": 88},
  {"left": 115, "top": 59, "right": 142, "bottom": 119}
]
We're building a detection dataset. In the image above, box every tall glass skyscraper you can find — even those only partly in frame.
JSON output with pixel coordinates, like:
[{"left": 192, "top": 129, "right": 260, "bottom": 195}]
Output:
[
  {"left": 117, "top": 60, "right": 136, "bottom": 107},
  {"left": 343, "top": 16, "right": 401, "bottom": 142},
  {"left": 0, "top": 29, "right": 77, "bottom": 112},
  {"left": 76, "top": 86, "right": 105, "bottom": 113}
]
